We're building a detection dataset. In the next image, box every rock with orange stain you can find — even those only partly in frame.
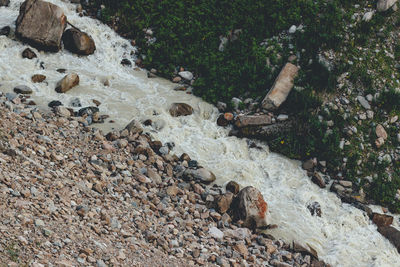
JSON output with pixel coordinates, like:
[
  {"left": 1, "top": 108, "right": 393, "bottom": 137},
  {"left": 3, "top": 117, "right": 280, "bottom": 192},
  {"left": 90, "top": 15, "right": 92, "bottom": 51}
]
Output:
[{"left": 232, "top": 186, "right": 268, "bottom": 230}]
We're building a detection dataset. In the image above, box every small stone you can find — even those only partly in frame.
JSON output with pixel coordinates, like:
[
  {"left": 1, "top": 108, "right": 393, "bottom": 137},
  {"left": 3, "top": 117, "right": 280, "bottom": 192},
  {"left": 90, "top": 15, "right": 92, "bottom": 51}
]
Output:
[
  {"left": 178, "top": 71, "right": 193, "bottom": 80},
  {"left": 376, "top": 125, "right": 388, "bottom": 140},
  {"left": 14, "top": 85, "right": 32, "bottom": 94},
  {"left": 22, "top": 48, "right": 37, "bottom": 59},
  {"left": 55, "top": 73, "right": 80, "bottom": 93},
  {"left": 357, "top": 96, "right": 371, "bottom": 110},
  {"left": 226, "top": 181, "right": 240, "bottom": 194},
  {"left": 209, "top": 226, "right": 224, "bottom": 240},
  {"left": 32, "top": 74, "right": 46, "bottom": 83}
]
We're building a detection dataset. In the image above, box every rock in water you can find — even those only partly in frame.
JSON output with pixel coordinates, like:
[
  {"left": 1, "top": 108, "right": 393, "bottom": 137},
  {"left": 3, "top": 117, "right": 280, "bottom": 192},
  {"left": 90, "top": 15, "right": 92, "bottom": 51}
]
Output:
[
  {"left": 183, "top": 168, "right": 216, "bottom": 184},
  {"left": 22, "top": 48, "right": 37, "bottom": 59},
  {"left": 169, "top": 103, "right": 193, "bottom": 117},
  {"left": 125, "top": 119, "right": 143, "bottom": 134},
  {"left": 377, "top": 0, "right": 398, "bottom": 12},
  {"left": 31, "top": 74, "right": 46, "bottom": 83},
  {"left": 231, "top": 186, "right": 268, "bottom": 230},
  {"left": 0, "top": 26, "right": 10, "bottom": 36},
  {"left": 16, "top": 0, "right": 67, "bottom": 52},
  {"left": 14, "top": 85, "right": 32, "bottom": 94},
  {"left": 55, "top": 73, "right": 79, "bottom": 93},
  {"left": 372, "top": 213, "right": 393, "bottom": 227},
  {"left": 62, "top": 28, "right": 96, "bottom": 55},
  {"left": 261, "top": 63, "right": 298, "bottom": 110},
  {"left": 0, "top": 0, "right": 10, "bottom": 6},
  {"left": 377, "top": 226, "right": 400, "bottom": 253}
]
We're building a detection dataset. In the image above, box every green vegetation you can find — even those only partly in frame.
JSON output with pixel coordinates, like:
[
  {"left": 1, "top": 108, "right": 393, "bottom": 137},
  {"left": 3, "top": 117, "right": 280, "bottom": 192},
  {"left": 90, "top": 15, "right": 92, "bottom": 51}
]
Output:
[{"left": 92, "top": 0, "right": 400, "bottom": 211}]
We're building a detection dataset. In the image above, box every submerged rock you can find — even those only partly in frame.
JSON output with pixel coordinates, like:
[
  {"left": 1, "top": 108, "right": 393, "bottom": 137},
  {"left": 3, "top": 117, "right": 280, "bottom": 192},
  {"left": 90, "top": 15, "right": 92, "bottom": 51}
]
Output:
[
  {"left": 0, "top": 26, "right": 10, "bottom": 36},
  {"left": 55, "top": 73, "right": 79, "bottom": 93},
  {"left": 22, "top": 48, "right": 37, "bottom": 59},
  {"left": 62, "top": 28, "right": 96, "bottom": 55},
  {"left": 0, "top": 0, "right": 10, "bottom": 6},
  {"left": 262, "top": 63, "right": 298, "bottom": 110},
  {"left": 16, "top": 0, "right": 67, "bottom": 52},
  {"left": 231, "top": 186, "right": 268, "bottom": 230},
  {"left": 377, "top": 226, "right": 400, "bottom": 253},
  {"left": 372, "top": 213, "right": 393, "bottom": 227},
  {"left": 169, "top": 103, "right": 193, "bottom": 117},
  {"left": 31, "top": 74, "right": 46, "bottom": 83}
]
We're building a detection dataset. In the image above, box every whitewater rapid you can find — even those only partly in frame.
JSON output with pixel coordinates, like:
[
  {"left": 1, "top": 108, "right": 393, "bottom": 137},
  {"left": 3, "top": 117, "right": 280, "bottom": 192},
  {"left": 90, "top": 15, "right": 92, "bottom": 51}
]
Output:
[{"left": 1, "top": 1, "right": 399, "bottom": 266}]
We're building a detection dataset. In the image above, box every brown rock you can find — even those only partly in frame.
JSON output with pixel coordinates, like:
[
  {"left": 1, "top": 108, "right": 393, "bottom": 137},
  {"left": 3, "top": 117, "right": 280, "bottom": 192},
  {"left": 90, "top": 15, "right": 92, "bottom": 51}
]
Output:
[
  {"left": 226, "top": 181, "right": 240, "bottom": 194},
  {"left": 215, "top": 192, "right": 234, "bottom": 214},
  {"left": 55, "top": 73, "right": 79, "bottom": 93},
  {"left": 376, "top": 125, "right": 388, "bottom": 140},
  {"left": 22, "top": 48, "right": 37, "bottom": 59},
  {"left": 262, "top": 63, "right": 299, "bottom": 110},
  {"left": 31, "top": 74, "right": 46, "bottom": 83},
  {"left": 217, "top": 114, "right": 229, "bottom": 127},
  {"left": 16, "top": 0, "right": 67, "bottom": 52},
  {"left": 166, "top": 185, "right": 179, "bottom": 196},
  {"left": 372, "top": 213, "right": 393, "bottom": 227},
  {"left": 234, "top": 114, "right": 272, "bottom": 128},
  {"left": 62, "top": 28, "right": 96, "bottom": 55},
  {"left": 311, "top": 172, "right": 326, "bottom": 188},
  {"left": 302, "top": 158, "right": 316, "bottom": 172},
  {"left": 377, "top": 226, "right": 400, "bottom": 253},
  {"left": 169, "top": 103, "right": 193, "bottom": 117},
  {"left": 233, "top": 242, "right": 248, "bottom": 257},
  {"left": 375, "top": 137, "right": 385, "bottom": 148}
]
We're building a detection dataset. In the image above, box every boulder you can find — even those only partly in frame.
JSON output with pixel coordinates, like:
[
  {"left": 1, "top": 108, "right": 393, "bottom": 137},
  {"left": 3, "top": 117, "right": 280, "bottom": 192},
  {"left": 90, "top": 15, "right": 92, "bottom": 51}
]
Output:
[
  {"left": 311, "top": 172, "right": 326, "bottom": 188},
  {"left": 16, "top": 0, "right": 67, "bottom": 52},
  {"left": 178, "top": 71, "right": 193, "bottom": 80},
  {"left": 62, "top": 28, "right": 96, "bottom": 55},
  {"left": 169, "top": 103, "right": 193, "bottom": 117},
  {"left": 55, "top": 73, "right": 79, "bottom": 93},
  {"left": 377, "top": 226, "right": 400, "bottom": 253},
  {"left": 234, "top": 115, "right": 272, "bottom": 128},
  {"left": 14, "top": 85, "right": 33, "bottom": 94},
  {"left": 377, "top": 0, "right": 398, "bottom": 12},
  {"left": 22, "top": 48, "right": 37, "bottom": 59},
  {"left": 261, "top": 63, "right": 298, "bottom": 110},
  {"left": 0, "top": 0, "right": 10, "bottom": 6},
  {"left": 372, "top": 213, "right": 393, "bottom": 227},
  {"left": 183, "top": 168, "right": 216, "bottom": 184},
  {"left": 231, "top": 186, "right": 268, "bottom": 230}
]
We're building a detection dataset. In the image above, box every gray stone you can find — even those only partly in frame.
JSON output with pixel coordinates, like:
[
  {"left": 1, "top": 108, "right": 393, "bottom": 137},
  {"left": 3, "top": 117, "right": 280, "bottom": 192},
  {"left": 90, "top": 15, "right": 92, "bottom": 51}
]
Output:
[
  {"left": 0, "top": 0, "right": 10, "bottom": 7},
  {"left": 209, "top": 226, "right": 224, "bottom": 240},
  {"left": 357, "top": 96, "right": 371, "bottom": 110},
  {"left": 13, "top": 85, "right": 33, "bottom": 95},
  {"left": 184, "top": 168, "right": 216, "bottom": 184},
  {"left": 178, "top": 71, "right": 193, "bottom": 80},
  {"left": 377, "top": 0, "right": 398, "bottom": 12}
]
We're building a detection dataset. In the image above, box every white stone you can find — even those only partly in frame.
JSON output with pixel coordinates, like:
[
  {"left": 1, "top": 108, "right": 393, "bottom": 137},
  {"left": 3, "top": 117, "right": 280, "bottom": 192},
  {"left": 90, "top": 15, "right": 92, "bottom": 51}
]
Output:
[
  {"left": 178, "top": 71, "right": 193, "bottom": 80},
  {"left": 209, "top": 226, "right": 224, "bottom": 240},
  {"left": 362, "top": 11, "right": 374, "bottom": 22},
  {"left": 288, "top": 25, "right": 297, "bottom": 34}
]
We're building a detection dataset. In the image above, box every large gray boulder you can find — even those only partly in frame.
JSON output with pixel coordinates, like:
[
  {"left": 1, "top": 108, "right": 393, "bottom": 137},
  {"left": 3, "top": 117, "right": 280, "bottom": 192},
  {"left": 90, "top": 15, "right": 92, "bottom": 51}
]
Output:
[
  {"left": 262, "top": 63, "right": 299, "bottom": 110},
  {"left": 62, "top": 28, "right": 96, "bottom": 55},
  {"left": 0, "top": 0, "right": 10, "bottom": 7},
  {"left": 16, "top": 0, "right": 67, "bottom": 52},
  {"left": 377, "top": 0, "right": 398, "bottom": 12},
  {"left": 231, "top": 186, "right": 268, "bottom": 230}
]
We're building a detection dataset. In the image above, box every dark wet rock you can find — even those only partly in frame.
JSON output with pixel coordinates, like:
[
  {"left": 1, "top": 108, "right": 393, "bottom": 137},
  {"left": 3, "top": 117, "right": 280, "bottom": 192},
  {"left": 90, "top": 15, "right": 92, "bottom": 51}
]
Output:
[
  {"left": 311, "top": 172, "right": 326, "bottom": 188},
  {"left": 22, "top": 48, "right": 37, "bottom": 59},
  {"left": 16, "top": 0, "right": 67, "bottom": 52},
  {"left": 302, "top": 158, "right": 317, "bottom": 172},
  {"left": 0, "top": 0, "right": 10, "bottom": 6},
  {"left": 78, "top": 106, "right": 98, "bottom": 117},
  {"left": 169, "top": 103, "right": 193, "bottom": 117},
  {"left": 62, "top": 28, "right": 96, "bottom": 55},
  {"left": 48, "top": 100, "right": 62, "bottom": 108},
  {"left": 56, "top": 68, "right": 66, "bottom": 73},
  {"left": 121, "top": 59, "right": 131, "bottom": 66},
  {"left": 0, "top": 26, "right": 11, "bottom": 36},
  {"left": 307, "top": 202, "right": 322, "bottom": 217},
  {"left": 293, "top": 242, "right": 318, "bottom": 259},
  {"left": 377, "top": 226, "right": 400, "bottom": 253},
  {"left": 14, "top": 85, "right": 32, "bottom": 94},
  {"left": 226, "top": 181, "right": 240, "bottom": 194}
]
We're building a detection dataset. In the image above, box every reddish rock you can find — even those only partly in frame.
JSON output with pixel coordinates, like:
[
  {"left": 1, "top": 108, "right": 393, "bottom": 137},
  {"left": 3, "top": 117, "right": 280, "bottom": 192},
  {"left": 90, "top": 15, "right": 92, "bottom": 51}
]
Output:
[{"left": 372, "top": 213, "right": 393, "bottom": 227}]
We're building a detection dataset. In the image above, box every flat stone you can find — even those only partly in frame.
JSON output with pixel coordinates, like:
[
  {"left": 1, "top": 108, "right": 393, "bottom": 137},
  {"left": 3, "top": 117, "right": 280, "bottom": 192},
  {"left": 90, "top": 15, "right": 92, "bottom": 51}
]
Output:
[
  {"left": 357, "top": 96, "right": 371, "bottom": 110},
  {"left": 14, "top": 85, "right": 32, "bottom": 94},
  {"left": 209, "top": 226, "right": 224, "bottom": 240},
  {"left": 234, "top": 115, "right": 272, "bottom": 128}
]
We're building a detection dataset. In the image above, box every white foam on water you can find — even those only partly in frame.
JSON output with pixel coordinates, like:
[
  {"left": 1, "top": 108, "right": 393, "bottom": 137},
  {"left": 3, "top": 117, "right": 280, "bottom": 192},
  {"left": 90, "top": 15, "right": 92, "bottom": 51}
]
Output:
[{"left": 1, "top": 1, "right": 399, "bottom": 266}]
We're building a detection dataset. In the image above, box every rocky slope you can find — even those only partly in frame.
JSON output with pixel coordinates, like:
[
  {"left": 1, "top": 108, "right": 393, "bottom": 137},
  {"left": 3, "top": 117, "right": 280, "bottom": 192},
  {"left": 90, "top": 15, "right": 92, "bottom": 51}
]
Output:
[{"left": 0, "top": 92, "right": 327, "bottom": 266}]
